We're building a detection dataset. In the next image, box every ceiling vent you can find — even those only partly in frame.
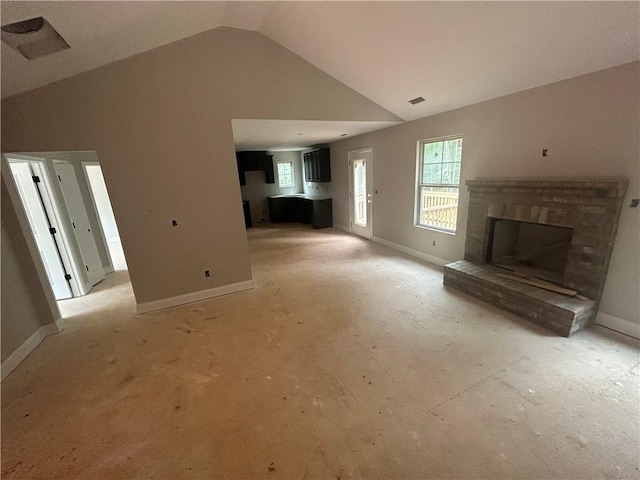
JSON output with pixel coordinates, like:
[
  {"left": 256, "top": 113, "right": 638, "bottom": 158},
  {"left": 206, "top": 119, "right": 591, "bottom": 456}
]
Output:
[
  {"left": 408, "top": 96, "right": 426, "bottom": 105},
  {"left": 1, "top": 17, "right": 69, "bottom": 60}
]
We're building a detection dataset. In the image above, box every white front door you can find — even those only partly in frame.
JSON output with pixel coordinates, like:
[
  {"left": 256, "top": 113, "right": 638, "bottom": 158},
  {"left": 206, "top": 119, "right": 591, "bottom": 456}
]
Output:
[
  {"left": 348, "top": 149, "right": 373, "bottom": 239},
  {"left": 10, "top": 162, "right": 73, "bottom": 300},
  {"left": 54, "top": 161, "right": 105, "bottom": 286}
]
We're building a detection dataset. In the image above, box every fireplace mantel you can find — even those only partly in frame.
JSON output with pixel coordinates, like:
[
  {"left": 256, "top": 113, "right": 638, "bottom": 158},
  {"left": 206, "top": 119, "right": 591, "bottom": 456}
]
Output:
[
  {"left": 466, "top": 179, "right": 627, "bottom": 193},
  {"left": 444, "top": 178, "right": 627, "bottom": 336}
]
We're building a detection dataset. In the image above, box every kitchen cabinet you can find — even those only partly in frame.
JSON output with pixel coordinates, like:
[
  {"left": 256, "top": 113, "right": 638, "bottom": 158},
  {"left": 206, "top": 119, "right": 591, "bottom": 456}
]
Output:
[
  {"left": 263, "top": 155, "right": 275, "bottom": 184},
  {"left": 236, "top": 151, "right": 274, "bottom": 185},
  {"left": 303, "top": 148, "right": 331, "bottom": 182},
  {"left": 242, "top": 201, "right": 252, "bottom": 228},
  {"left": 268, "top": 195, "right": 332, "bottom": 229}
]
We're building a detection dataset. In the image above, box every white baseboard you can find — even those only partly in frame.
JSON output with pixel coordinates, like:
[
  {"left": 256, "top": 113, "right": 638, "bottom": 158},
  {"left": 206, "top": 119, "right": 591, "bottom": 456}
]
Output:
[
  {"left": 54, "top": 317, "right": 64, "bottom": 332},
  {"left": 596, "top": 312, "right": 640, "bottom": 339},
  {"left": 1, "top": 322, "right": 60, "bottom": 382},
  {"left": 332, "top": 223, "right": 350, "bottom": 233},
  {"left": 136, "top": 279, "right": 256, "bottom": 314},
  {"left": 372, "top": 236, "right": 448, "bottom": 268},
  {"left": 76, "top": 280, "right": 92, "bottom": 297}
]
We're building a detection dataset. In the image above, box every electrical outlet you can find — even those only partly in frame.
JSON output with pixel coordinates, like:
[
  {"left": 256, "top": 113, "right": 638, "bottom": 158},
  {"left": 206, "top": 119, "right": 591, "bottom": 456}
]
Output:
[
  {"left": 172, "top": 220, "right": 178, "bottom": 226},
  {"left": 204, "top": 270, "right": 210, "bottom": 278},
  {"left": 432, "top": 240, "right": 436, "bottom": 246}
]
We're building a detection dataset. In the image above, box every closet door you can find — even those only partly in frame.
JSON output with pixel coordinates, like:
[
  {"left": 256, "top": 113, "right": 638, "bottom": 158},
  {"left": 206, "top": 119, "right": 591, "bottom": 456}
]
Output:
[{"left": 54, "top": 162, "right": 105, "bottom": 286}]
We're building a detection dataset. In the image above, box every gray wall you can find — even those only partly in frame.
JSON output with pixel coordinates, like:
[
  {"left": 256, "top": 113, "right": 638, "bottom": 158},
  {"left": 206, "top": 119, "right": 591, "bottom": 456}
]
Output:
[
  {"left": 1, "top": 174, "right": 58, "bottom": 362},
  {"left": 1, "top": 27, "right": 398, "bottom": 306},
  {"left": 240, "top": 151, "right": 303, "bottom": 225},
  {"left": 329, "top": 61, "right": 640, "bottom": 326}
]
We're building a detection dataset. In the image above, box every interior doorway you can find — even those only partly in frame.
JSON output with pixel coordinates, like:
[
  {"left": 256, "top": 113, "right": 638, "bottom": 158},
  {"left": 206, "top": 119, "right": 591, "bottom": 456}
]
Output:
[
  {"left": 82, "top": 162, "right": 127, "bottom": 270},
  {"left": 4, "top": 151, "right": 125, "bottom": 309},
  {"left": 8, "top": 160, "right": 75, "bottom": 300},
  {"left": 54, "top": 160, "right": 105, "bottom": 286},
  {"left": 348, "top": 148, "right": 373, "bottom": 239}
]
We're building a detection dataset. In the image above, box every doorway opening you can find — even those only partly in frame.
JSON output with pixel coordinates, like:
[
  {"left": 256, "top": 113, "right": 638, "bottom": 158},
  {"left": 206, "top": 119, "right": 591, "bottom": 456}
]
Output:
[
  {"left": 4, "top": 151, "right": 128, "bottom": 313},
  {"left": 348, "top": 148, "right": 373, "bottom": 239},
  {"left": 8, "top": 159, "right": 76, "bottom": 299},
  {"left": 82, "top": 162, "right": 127, "bottom": 271}
]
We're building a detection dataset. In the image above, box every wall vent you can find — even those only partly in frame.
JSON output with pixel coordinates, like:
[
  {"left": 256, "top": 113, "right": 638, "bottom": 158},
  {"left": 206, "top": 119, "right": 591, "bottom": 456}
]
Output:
[{"left": 1, "top": 17, "right": 70, "bottom": 60}]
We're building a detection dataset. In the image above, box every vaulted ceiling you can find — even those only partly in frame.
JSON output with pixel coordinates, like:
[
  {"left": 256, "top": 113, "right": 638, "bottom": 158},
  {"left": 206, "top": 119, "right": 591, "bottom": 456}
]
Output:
[{"left": 2, "top": 1, "right": 639, "bottom": 124}]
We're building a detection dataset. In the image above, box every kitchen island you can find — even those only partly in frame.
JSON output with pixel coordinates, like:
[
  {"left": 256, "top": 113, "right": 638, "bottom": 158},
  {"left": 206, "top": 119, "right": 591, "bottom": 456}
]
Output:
[{"left": 268, "top": 194, "right": 332, "bottom": 229}]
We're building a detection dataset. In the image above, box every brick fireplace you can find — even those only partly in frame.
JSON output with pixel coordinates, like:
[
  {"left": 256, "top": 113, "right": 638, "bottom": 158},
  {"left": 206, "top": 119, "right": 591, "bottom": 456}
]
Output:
[{"left": 444, "top": 179, "right": 627, "bottom": 336}]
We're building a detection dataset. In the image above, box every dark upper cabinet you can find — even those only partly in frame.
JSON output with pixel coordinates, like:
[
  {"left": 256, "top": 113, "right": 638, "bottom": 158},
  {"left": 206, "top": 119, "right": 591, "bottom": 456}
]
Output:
[
  {"left": 236, "top": 151, "right": 274, "bottom": 184},
  {"left": 303, "top": 148, "right": 331, "bottom": 182},
  {"left": 237, "top": 157, "right": 246, "bottom": 186},
  {"left": 263, "top": 155, "right": 275, "bottom": 184}
]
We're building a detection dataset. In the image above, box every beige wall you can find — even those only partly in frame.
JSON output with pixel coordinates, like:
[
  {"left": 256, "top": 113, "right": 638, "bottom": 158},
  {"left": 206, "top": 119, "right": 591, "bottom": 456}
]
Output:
[
  {"left": 1, "top": 27, "right": 398, "bottom": 305},
  {"left": 329, "top": 61, "right": 640, "bottom": 326},
  {"left": 240, "top": 151, "right": 303, "bottom": 225},
  {"left": 1, "top": 174, "right": 59, "bottom": 362}
]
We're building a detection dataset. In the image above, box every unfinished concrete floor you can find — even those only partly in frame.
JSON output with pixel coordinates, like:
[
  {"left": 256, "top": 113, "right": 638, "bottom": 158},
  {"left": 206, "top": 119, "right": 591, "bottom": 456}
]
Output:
[{"left": 2, "top": 225, "right": 639, "bottom": 479}]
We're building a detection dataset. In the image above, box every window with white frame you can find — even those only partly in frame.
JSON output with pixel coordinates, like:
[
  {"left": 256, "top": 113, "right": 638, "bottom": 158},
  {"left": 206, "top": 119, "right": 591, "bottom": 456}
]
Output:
[
  {"left": 415, "top": 136, "right": 462, "bottom": 233},
  {"left": 276, "top": 161, "right": 295, "bottom": 188}
]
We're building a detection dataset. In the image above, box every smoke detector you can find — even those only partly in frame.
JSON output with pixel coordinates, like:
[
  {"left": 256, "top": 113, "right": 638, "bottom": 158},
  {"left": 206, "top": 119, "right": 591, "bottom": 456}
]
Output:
[{"left": 1, "top": 17, "right": 70, "bottom": 60}]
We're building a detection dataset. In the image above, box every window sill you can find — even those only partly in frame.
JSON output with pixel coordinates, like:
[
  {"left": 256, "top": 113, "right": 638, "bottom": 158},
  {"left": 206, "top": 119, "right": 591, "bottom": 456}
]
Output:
[{"left": 413, "top": 223, "right": 457, "bottom": 235}]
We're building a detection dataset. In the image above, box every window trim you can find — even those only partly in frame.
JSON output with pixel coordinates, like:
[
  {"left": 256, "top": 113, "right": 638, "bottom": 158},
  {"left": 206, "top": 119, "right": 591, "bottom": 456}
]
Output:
[
  {"left": 413, "top": 134, "right": 463, "bottom": 234},
  {"left": 276, "top": 160, "right": 296, "bottom": 188}
]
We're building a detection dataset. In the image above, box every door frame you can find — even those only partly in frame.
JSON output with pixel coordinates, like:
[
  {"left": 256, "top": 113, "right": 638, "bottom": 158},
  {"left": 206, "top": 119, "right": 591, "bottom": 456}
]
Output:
[
  {"left": 2, "top": 153, "right": 62, "bottom": 319},
  {"left": 5, "top": 155, "right": 85, "bottom": 297},
  {"left": 81, "top": 161, "right": 116, "bottom": 274},
  {"left": 348, "top": 148, "right": 373, "bottom": 239},
  {"left": 53, "top": 159, "right": 105, "bottom": 287}
]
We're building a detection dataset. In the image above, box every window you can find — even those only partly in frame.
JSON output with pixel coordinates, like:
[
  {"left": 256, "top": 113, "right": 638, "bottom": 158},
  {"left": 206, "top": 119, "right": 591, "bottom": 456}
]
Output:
[
  {"left": 276, "top": 161, "right": 295, "bottom": 188},
  {"left": 415, "top": 136, "right": 462, "bottom": 233}
]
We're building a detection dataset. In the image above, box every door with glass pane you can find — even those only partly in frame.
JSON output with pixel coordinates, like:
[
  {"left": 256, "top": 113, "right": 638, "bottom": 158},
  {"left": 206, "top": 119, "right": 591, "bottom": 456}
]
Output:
[{"left": 348, "top": 149, "right": 373, "bottom": 239}]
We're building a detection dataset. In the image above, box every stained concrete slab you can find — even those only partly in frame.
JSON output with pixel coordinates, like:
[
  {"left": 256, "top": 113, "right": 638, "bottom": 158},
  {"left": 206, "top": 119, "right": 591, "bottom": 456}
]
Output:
[{"left": 2, "top": 224, "right": 638, "bottom": 479}]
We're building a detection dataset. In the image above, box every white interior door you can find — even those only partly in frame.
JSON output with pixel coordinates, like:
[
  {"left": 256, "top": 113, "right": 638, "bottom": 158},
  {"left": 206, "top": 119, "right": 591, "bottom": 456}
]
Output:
[
  {"left": 54, "top": 161, "right": 105, "bottom": 286},
  {"left": 348, "top": 149, "right": 373, "bottom": 239},
  {"left": 9, "top": 162, "right": 73, "bottom": 300}
]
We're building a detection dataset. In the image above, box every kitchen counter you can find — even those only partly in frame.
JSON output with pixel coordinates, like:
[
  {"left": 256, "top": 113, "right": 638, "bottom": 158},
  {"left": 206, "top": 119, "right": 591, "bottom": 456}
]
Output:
[
  {"left": 268, "top": 194, "right": 331, "bottom": 200},
  {"left": 268, "top": 195, "right": 332, "bottom": 229}
]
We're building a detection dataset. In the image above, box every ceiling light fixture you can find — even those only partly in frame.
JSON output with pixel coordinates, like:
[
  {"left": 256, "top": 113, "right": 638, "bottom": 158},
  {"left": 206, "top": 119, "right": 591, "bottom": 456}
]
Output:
[
  {"left": 1, "top": 17, "right": 70, "bottom": 60},
  {"left": 408, "top": 96, "right": 426, "bottom": 105}
]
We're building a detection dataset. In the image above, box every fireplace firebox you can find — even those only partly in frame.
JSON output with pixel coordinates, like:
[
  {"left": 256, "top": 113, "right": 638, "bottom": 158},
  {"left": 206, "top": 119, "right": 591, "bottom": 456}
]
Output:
[
  {"left": 444, "top": 179, "right": 627, "bottom": 336},
  {"left": 487, "top": 219, "right": 573, "bottom": 285}
]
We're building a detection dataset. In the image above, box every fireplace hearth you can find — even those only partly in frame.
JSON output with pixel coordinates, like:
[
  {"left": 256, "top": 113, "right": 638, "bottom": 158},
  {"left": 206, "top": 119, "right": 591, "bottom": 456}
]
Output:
[{"left": 444, "top": 179, "right": 627, "bottom": 336}]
